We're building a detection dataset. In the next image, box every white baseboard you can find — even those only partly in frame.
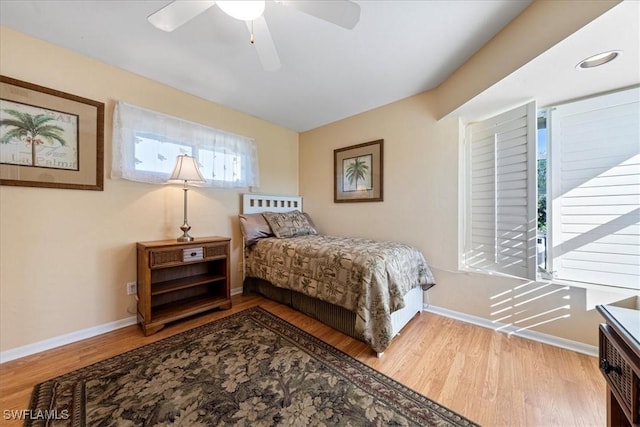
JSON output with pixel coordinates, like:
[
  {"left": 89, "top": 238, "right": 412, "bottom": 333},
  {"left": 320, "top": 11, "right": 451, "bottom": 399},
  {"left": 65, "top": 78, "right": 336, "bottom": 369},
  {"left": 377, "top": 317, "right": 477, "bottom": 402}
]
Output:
[
  {"left": 2, "top": 299, "right": 597, "bottom": 364},
  {"left": 3, "top": 290, "right": 245, "bottom": 364},
  {"left": 423, "top": 304, "right": 598, "bottom": 357},
  {"left": 0, "top": 316, "right": 137, "bottom": 364}
]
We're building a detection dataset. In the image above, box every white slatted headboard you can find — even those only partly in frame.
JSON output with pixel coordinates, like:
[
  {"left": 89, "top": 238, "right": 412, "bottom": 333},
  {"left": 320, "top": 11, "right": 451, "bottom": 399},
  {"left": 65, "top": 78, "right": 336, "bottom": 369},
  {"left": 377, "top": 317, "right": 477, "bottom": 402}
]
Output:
[{"left": 242, "top": 194, "right": 303, "bottom": 214}]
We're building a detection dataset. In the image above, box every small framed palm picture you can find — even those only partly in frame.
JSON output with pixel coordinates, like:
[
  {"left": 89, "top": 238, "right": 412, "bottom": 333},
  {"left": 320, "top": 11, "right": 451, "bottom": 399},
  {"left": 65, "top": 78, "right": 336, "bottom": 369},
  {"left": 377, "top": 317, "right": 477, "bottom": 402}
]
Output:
[{"left": 334, "top": 139, "right": 383, "bottom": 203}]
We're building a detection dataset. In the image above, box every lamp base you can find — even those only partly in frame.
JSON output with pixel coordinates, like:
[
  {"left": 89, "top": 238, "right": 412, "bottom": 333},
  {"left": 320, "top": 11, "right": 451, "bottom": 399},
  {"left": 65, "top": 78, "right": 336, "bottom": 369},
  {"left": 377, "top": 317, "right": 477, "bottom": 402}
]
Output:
[{"left": 177, "top": 223, "right": 194, "bottom": 242}]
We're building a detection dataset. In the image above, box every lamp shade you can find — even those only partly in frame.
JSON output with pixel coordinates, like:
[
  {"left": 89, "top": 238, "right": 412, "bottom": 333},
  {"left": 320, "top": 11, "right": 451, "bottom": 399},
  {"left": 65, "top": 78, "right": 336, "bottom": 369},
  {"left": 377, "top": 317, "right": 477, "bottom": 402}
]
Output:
[{"left": 168, "top": 154, "right": 206, "bottom": 183}]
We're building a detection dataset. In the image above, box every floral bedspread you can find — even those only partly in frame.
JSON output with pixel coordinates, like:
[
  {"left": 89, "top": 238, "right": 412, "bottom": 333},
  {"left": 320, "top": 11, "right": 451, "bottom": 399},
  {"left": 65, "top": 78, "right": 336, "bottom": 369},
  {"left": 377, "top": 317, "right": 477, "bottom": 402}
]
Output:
[{"left": 245, "top": 235, "right": 436, "bottom": 353}]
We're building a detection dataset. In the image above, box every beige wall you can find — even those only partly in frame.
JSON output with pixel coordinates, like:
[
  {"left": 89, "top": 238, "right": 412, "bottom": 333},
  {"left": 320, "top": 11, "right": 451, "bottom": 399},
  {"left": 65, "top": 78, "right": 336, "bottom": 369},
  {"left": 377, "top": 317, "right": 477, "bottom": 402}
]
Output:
[
  {"left": 0, "top": 27, "right": 298, "bottom": 352},
  {"left": 299, "top": 88, "right": 610, "bottom": 347},
  {"left": 301, "top": 91, "right": 460, "bottom": 265},
  {"left": 299, "top": 0, "right": 628, "bottom": 348}
]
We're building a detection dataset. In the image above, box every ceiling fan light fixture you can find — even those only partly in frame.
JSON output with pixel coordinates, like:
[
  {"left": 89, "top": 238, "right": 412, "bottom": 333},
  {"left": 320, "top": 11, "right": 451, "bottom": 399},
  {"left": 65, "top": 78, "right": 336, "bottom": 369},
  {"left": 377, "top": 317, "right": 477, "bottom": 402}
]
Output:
[
  {"left": 217, "top": 1, "right": 265, "bottom": 21},
  {"left": 576, "top": 50, "right": 622, "bottom": 70}
]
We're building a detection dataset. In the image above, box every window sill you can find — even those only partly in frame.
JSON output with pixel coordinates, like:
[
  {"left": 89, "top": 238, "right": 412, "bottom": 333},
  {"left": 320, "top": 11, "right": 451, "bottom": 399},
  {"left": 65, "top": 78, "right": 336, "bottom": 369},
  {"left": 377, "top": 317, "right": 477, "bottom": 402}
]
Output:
[
  {"left": 538, "top": 277, "right": 639, "bottom": 299},
  {"left": 457, "top": 266, "right": 639, "bottom": 298}
]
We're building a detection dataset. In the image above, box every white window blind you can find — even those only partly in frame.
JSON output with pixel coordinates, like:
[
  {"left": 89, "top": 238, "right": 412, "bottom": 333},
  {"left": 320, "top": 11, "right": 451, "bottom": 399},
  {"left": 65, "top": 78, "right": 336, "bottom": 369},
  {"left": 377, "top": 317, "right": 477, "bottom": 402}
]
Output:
[
  {"left": 549, "top": 87, "right": 640, "bottom": 290},
  {"left": 112, "top": 101, "right": 260, "bottom": 188},
  {"left": 465, "top": 102, "right": 537, "bottom": 280}
]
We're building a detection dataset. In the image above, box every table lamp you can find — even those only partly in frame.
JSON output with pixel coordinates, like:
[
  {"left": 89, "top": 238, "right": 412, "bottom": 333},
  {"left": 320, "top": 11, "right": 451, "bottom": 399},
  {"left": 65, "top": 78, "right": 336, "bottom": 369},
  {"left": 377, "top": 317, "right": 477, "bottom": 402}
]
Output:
[{"left": 168, "top": 154, "right": 205, "bottom": 242}]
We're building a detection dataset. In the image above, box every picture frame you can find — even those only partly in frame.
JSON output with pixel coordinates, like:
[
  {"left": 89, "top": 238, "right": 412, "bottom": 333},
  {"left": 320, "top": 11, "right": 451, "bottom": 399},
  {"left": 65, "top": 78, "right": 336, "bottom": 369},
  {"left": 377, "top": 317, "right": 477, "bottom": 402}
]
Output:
[
  {"left": 0, "top": 75, "right": 104, "bottom": 190},
  {"left": 334, "top": 139, "right": 383, "bottom": 203}
]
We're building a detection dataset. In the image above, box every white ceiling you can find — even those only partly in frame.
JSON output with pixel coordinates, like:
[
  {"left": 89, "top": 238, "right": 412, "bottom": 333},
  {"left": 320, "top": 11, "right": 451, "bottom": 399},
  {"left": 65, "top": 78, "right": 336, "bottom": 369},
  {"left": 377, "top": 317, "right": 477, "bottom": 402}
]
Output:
[
  {"left": 2, "top": 1, "right": 637, "bottom": 131},
  {"left": 451, "top": 0, "right": 640, "bottom": 122},
  {"left": 0, "top": 0, "right": 532, "bottom": 132}
]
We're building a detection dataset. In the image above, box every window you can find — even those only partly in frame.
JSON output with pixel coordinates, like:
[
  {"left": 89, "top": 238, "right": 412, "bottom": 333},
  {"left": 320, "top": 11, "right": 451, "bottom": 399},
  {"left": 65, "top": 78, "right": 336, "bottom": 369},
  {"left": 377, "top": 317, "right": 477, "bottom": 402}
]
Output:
[
  {"left": 537, "top": 110, "right": 548, "bottom": 272},
  {"left": 112, "top": 101, "right": 259, "bottom": 188},
  {"left": 547, "top": 88, "right": 639, "bottom": 289},
  {"left": 464, "top": 88, "right": 640, "bottom": 291},
  {"left": 198, "top": 148, "right": 242, "bottom": 183},
  {"left": 464, "top": 102, "right": 538, "bottom": 281}
]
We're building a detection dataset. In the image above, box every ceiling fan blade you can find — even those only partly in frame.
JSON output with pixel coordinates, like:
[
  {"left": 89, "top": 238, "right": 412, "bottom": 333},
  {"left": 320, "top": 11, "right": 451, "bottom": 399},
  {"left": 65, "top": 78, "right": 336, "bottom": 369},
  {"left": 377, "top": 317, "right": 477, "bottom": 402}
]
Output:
[
  {"left": 148, "top": 0, "right": 216, "bottom": 32},
  {"left": 279, "top": 0, "right": 360, "bottom": 30},
  {"left": 246, "top": 17, "right": 281, "bottom": 71}
]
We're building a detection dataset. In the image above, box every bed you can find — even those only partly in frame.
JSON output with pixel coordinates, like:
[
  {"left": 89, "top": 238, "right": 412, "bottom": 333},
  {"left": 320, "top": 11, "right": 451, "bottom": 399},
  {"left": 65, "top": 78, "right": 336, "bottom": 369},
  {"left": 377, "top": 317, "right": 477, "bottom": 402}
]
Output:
[{"left": 240, "top": 194, "right": 436, "bottom": 355}]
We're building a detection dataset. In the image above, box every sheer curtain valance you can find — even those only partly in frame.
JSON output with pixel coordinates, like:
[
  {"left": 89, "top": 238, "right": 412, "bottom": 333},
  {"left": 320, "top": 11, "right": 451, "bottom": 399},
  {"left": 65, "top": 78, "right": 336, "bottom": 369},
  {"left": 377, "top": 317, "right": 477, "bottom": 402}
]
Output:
[{"left": 112, "top": 101, "right": 259, "bottom": 188}]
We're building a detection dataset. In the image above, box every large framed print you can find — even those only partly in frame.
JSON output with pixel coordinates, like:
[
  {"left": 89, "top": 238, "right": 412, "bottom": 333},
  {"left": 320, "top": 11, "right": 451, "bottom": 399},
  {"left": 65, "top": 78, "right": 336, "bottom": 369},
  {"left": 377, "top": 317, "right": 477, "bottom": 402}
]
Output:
[
  {"left": 334, "top": 139, "right": 383, "bottom": 203},
  {"left": 0, "top": 76, "right": 104, "bottom": 190}
]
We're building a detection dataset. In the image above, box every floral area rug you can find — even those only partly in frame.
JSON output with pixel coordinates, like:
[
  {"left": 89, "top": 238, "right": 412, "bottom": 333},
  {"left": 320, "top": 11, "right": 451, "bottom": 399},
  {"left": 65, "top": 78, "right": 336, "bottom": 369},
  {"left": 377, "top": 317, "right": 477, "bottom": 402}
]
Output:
[{"left": 27, "top": 307, "right": 479, "bottom": 426}]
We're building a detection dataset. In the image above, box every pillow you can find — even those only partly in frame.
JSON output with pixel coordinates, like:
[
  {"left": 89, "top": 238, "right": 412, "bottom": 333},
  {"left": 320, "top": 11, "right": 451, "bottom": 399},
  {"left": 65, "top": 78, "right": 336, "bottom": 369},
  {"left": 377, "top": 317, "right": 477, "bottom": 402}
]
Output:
[
  {"left": 262, "top": 210, "right": 318, "bottom": 238},
  {"left": 301, "top": 212, "right": 317, "bottom": 232},
  {"left": 239, "top": 213, "right": 274, "bottom": 246}
]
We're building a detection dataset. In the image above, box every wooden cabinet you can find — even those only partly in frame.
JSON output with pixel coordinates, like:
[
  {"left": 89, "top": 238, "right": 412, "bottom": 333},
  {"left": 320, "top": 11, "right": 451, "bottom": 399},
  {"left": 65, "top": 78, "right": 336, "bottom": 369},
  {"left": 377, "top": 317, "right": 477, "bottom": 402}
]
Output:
[
  {"left": 137, "top": 237, "right": 232, "bottom": 335},
  {"left": 597, "top": 304, "right": 640, "bottom": 427}
]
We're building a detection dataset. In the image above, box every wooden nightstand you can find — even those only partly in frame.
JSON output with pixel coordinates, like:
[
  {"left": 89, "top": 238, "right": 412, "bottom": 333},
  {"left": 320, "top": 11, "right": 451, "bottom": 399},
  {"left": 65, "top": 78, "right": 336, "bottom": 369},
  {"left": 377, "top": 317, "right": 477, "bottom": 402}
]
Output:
[
  {"left": 136, "top": 236, "right": 232, "bottom": 335},
  {"left": 597, "top": 304, "right": 640, "bottom": 427}
]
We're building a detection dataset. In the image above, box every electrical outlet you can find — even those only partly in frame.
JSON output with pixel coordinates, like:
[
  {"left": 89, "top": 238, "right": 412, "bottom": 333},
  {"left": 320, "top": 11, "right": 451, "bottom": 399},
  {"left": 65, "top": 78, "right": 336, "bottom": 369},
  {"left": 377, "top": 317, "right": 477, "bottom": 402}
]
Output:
[{"left": 126, "top": 282, "right": 137, "bottom": 295}]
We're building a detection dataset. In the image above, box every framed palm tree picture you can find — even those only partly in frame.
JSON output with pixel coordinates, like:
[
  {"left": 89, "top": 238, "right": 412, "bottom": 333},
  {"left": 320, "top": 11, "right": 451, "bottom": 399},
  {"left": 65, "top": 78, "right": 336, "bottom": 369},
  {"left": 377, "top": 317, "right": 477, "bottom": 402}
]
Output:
[
  {"left": 0, "top": 76, "right": 104, "bottom": 190},
  {"left": 334, "top": 139, "right": 383, "bottom": 203}
]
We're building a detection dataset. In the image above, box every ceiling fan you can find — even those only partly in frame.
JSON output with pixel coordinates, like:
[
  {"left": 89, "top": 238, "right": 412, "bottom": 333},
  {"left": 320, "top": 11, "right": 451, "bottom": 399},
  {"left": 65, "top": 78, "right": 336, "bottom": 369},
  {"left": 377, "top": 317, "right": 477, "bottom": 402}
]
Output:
[{"left": 147, "top": 0, "right": 361, "bottom": 71}]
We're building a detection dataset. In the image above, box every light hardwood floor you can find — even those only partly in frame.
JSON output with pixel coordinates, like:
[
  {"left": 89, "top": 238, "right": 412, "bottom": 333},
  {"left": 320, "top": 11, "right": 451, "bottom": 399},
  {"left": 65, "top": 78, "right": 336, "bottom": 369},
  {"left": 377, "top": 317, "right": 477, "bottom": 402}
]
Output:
[{"left": 0, "top": 294, "right": 606, "bottom": 426}]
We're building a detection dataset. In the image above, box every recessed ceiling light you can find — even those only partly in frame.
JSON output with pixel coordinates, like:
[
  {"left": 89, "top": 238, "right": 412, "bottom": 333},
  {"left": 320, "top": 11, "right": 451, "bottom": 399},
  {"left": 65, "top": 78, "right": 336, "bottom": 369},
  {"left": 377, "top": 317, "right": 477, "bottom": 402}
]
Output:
[{"left": 576, "top": 50, "right": 622, "bottom": 70}]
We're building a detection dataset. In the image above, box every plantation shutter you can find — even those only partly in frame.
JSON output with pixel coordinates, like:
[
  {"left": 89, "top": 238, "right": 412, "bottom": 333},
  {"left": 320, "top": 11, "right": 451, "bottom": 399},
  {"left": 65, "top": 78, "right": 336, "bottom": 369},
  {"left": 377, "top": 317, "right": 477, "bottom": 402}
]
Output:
[
  {"left": 465, "top": 102, "right": 537, "bottom": 280},
  {"left": 549, "top": 87, "right": 640, "bottom": 290}
]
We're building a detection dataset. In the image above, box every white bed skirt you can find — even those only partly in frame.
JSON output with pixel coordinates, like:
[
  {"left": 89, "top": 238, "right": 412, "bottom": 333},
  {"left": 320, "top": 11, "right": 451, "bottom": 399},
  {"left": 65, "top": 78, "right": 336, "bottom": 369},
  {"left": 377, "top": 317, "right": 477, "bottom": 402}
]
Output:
[{"left": 391, "top": 286, "right": 424, "bottom": 337}]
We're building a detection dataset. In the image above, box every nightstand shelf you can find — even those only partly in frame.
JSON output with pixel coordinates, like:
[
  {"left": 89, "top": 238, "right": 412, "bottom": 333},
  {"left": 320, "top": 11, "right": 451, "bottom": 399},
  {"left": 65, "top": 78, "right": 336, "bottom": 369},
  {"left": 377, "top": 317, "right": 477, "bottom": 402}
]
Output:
[
  {"left": 152, "top": 295, "right": 230, "bottom": 324},
  {"left": 137, "top": 237, "right": 231, "bottom": 336},
  {"left": 151, "top": 274, "right": 227, "bottom": 296}
]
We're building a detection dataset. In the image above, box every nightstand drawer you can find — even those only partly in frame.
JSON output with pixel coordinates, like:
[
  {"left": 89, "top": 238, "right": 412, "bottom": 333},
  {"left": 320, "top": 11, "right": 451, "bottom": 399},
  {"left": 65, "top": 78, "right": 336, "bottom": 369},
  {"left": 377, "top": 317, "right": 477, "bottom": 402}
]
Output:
[
  {"left": 150, "top": 243, "right": 228, "bottom": 267},
  {"left": 183, "top": 247, "right": 203, "bottom": 262},
  {"left": 599, "top": 324, "right": 637, "bottom": 419},
  {"left": 150, "top": 249, "right": 183, "bottom": 267},
  {"left": 204, "top": 243, "right": 227, "bottom": 259}
]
